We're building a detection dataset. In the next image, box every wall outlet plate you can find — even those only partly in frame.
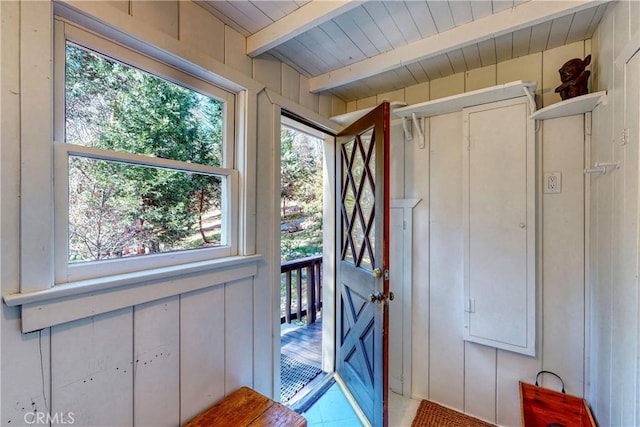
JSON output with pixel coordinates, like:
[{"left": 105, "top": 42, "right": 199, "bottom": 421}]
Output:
[{"left": 543, "top": 172, "right": 562, "bottom": 194}]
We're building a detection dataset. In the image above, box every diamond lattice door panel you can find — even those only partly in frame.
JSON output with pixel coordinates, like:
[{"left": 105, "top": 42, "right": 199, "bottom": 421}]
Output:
[{"left": 336, "top": 102, "right": 390, "bottom": 427}]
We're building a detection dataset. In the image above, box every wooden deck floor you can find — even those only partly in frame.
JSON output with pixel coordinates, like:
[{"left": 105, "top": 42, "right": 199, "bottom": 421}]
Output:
[{"left": 281, "top": 318, "right": 323, "bottom": 369}]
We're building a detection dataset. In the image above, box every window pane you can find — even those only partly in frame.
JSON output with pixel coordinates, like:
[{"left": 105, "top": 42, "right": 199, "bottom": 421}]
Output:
[
  {"left": 68, "top": 156, "right": 224, "bottom": 263},
  {"left": 65, "top": 43, "right": 223, "bottom": 167}
]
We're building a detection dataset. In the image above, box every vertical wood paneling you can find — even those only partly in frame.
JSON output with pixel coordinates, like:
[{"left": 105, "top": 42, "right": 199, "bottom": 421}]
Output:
[
  {"left": 1, "top": 311, "right": 51, "bottom": 426},
  {"left": 404, "top": 82, "right": 430, "bottom": 106},
  {"left": 254, "top": 92, "right": 279, "bottom": 397},
  {"left": 356, "top": 96, "right": 377, "bottom": 110},
  {"left": 496, "top": 53, "right": 541, "bottom": 87},
  {"left": 626, "top": 49, "right": 640, "bottom": 427},
  {"left": 406, "top": 117, "right": 430, "bottom": 399},
  {"left": 281, "top": 63, "right": 301, "bottom": 103},
  {"left": 389, "top": 210, "right": 405, "bottom": 394},
  {"left": 618, "top": 50, "right": 640, "bottom": 427},
  {"left": 588, "top": 6, "right": 615, "bottom": 424},
  {"left": 463, "top": 343, "right": 497, "bottom": 423},
  {"left": 225, "top": 26, "right": 253, "bottom": 77},
  {"left": 133, "top": 296, "right": 180, "bottom": 427},
  {"left": 105, "top": 1, "right": 129, "bottom": 14},
  {"left": 52, "top": 309, "right": 134, "bottom": 427},
  {"left": 377, "top": 89, "right": 404, "bottom": 104},
  {"left": 254, "top": 53, "right": 282, "bottom": 94},
  {"left": 428, "top": 112, "right": 464, "bottom": 409},
  {"left": 224, "top": 278, "right": 255, "bottom": 392},
  {"left": 495, "top": 350, "right": 540, "bottom": 426},
  {"left": 0, "top": 4, "right": 38, "bottom": 421},
  {"left": 610, "top": 4, "right": 634, "bottom": 424},
  {"left": 180, "top": 1, "right": 225, "bottom": 64},
  {"left": 180, "top": 286, "right": 226, "bottom": 423},
  {"left": 299, "top": 74, "right": 319, "bottom": 113},
  {"left": 130, "top": 0, "right": 178, "bottom": 39},
  {"left": 465, "top": 65, "right": 497, "bottom": 92},
  {"left": 540, "top": 116, "right": 585, "bottom": 395},
  {"left": 429, "top": 73, "right": 464, "bottom": 100},
  {"left": 330, "top": 95, "right": 347, "bottom": 116}
]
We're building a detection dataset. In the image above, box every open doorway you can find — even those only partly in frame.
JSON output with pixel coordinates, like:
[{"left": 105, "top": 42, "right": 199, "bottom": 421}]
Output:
[{"left": 278, "top": 115, "right": 333, "bottom": 408}]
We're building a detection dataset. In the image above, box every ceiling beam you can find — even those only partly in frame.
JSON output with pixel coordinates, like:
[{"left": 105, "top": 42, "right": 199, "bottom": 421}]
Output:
[
  {"left": 247, "top": 0, "right": 362, "bottom": 57},
  {"left": 309, "top": 0, "right": 611, "bottom": 93}
]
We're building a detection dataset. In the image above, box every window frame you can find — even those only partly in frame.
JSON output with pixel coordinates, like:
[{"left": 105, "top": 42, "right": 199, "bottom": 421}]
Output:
[
  {"left": 53, "top": 20, "right": 240, "bottom": 284},
  {"left": 3, "top": 3, "right": 262, "bottom": 333}
]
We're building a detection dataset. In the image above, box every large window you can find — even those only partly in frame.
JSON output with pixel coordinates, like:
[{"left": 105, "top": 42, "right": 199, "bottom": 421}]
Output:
[{"left": 55, "top": 24, "right": 238, "bottom": 283}]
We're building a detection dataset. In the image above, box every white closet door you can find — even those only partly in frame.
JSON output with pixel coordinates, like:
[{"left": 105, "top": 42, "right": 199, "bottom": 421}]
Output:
[{"left": 463, "top": 96, "right": 536, "bottom": 356}]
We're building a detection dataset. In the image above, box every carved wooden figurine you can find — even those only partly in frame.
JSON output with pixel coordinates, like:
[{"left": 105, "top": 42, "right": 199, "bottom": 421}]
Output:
[{"left": 554, "top": 54, "right": 592, "bottom": 100}]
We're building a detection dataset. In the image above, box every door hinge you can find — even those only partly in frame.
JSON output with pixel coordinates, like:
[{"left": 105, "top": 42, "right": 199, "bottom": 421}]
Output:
[
  {"left": 465, "top": 299, "right": 475, "bottom": 313},
  {"left": 621, "top": 128, "right": 629, "bottom": 145},
  {"left": 384, "top": 269, "right": 390, "bottom": 280}
]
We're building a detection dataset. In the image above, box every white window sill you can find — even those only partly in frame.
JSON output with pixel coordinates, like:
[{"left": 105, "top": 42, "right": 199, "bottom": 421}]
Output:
[{"left": 3, "top": 255, "right": 262, "bottom": 332}]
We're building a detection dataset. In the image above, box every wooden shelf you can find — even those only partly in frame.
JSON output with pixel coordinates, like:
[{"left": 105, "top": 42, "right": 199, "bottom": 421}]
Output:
[
  {"left": 530, "top": 91, "right": 607, "bottom": 120},
  {"left": 393, "top": 80, "right": 537, "bottom": 119}
]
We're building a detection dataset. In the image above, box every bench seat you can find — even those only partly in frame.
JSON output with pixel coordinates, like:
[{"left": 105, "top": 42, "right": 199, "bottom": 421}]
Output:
[{"left": 183, "top": 386, "right": 307, "bottom": 427}]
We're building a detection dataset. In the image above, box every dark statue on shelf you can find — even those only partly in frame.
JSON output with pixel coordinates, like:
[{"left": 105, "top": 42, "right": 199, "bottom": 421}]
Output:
[{"left": 555, "top": 54, "right": 592, "bottom": 100}]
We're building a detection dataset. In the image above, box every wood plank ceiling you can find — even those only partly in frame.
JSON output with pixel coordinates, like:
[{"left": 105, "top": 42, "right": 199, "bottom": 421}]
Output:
[{"left": 197, "top": 0, "right": 611, "bottom": 102}]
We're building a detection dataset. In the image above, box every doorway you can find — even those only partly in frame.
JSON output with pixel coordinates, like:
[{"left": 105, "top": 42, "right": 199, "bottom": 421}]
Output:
[{"left": 278, "top": 115, "right": 333, "bottom": 408}]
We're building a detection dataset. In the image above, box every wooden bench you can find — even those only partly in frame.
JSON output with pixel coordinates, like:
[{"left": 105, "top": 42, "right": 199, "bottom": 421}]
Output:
[{"left": 183, "top": 386, "right": 307, "bottom": 427}]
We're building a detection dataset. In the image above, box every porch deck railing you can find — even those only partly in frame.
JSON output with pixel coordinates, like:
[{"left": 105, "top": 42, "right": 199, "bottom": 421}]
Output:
[{"left": 280, "top": 255, "right": 322, "bottom": 325}]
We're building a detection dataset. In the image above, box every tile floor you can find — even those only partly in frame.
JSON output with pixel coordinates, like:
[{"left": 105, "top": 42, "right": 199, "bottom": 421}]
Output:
[{"left": 302, "top": 383, "right": 421, "bottom": 427}]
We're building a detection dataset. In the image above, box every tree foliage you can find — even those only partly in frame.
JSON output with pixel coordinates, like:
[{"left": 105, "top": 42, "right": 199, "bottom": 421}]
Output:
[
  {"left": 65, "top": 44, "right": 224, "bottom": 262},
  {"left": 280, "top": 127, "right": 323, "bottom": 262}
]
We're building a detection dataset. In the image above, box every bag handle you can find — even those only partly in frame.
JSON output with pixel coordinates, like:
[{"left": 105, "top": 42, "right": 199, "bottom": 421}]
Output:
[{"left": 535, "top": 370, "right": 566, "bottom": 393}]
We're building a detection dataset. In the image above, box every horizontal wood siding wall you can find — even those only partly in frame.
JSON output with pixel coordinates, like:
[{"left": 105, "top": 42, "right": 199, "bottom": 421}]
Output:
[
  {"left": 387, "top": 41, "right": 593, "bottom": 425},
  {"left": 0, "top": 1, "right": 342, "bottom": 425},
  {"left": 590, "top": 2, "right": 640, "bottom": 426}
]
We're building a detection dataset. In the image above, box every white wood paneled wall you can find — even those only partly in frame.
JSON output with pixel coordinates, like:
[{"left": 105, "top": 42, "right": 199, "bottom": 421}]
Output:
[
  {"left": 590, "top": 1, "right": 640, "bottom": 426},
  {"left": 0, "top": 1, "right": 342, "bottom": 425},
  {"left": 390, "top": 40, "right": 592, "bottom": 425}
]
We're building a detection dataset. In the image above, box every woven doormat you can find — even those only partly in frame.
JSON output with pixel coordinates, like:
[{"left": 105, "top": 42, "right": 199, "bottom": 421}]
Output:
[
  {"left": 412, "top": 400, "right": 496, "bottom": 427},
  {"left": 280, "top": 354, "right": 322, "bottom": 403}
]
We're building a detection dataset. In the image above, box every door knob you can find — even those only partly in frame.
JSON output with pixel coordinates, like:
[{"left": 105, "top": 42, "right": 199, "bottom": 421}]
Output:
[
  {"left": 369, "top": 291, "right": 394, "bottom": 304},
  {"left": 372, "top": 268, "right": 382, "bottom": 278}
]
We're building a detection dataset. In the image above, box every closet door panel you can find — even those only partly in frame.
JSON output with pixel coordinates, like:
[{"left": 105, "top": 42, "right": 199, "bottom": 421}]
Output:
[{"left": 463, "top": 96, "right": 535, "bottom": 356}]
